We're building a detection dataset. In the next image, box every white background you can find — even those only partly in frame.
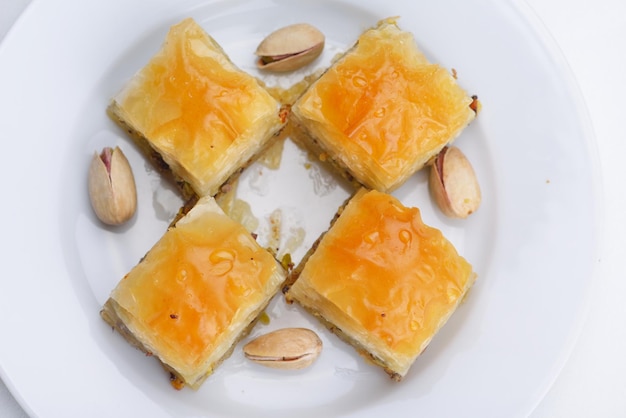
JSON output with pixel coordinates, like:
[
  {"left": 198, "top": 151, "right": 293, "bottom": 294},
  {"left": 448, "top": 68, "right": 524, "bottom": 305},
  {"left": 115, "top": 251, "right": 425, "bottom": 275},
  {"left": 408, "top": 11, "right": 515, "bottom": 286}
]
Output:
[{"left": 1, "top": 0, "right": 624, "bottom": 416}]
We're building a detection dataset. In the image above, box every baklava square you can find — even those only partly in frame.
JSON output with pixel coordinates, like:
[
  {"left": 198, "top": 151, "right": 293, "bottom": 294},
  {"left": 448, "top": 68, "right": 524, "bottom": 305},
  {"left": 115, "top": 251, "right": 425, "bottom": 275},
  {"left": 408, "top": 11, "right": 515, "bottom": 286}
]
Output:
[
  {"left": 108, "top": 18, "right": 287, "bottom": 198},
  {"left": 285, "top": 189, "right": 476, "bottom": 379},
  {"left": 101, "top": 196, "right": 287, "bottom": 390},
  {"left": 291, "top": 19, "right": 476, "bottom": 192}
]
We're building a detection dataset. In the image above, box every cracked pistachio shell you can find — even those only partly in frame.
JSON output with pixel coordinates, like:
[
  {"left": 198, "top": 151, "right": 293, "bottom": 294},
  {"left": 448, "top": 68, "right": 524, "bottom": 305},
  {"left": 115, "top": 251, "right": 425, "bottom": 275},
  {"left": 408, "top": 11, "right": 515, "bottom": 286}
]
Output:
[
  {"left": 243, "top": 328, "right": 322, "bottom": 370},
  {"left": 429, "top": 146, "right": 481, "bottom": 219},
  {"left": 88, "top": 146, "right": 137, "bottom": 225},
  {"left": 255, "top": 23, "right": 325, "bottom": 72}
]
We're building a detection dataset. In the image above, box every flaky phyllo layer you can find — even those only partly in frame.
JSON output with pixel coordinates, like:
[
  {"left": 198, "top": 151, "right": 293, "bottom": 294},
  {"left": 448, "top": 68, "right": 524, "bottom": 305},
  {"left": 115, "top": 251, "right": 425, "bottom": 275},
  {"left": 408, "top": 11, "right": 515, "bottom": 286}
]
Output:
[
  {"left": 291, "top": 19, "right": 475, "bottom": 192},
  {"left": 110, "top": 18, "right": 285, "bottom": 198},
  {"left": 286, "top": 189, "right": 475, "bottom": 379},
  {"left": 101, "top": 197, "right": 286, "bottom": 389}
]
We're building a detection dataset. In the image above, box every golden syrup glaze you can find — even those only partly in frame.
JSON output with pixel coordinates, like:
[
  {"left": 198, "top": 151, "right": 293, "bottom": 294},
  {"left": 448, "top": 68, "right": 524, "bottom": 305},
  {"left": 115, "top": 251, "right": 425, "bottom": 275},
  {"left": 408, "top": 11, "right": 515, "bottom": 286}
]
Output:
[
  {"left": 111, "top": 207, "right": 279, "bottom": 373},
  {"left": 118, "top": 18, "right": 280, "bottom": 191},
  {"left": 297, "top": 189, "right": 473, "bottom": 357},
  {"left": 293, "top": 21, "right": 474, "bottom": 184}
]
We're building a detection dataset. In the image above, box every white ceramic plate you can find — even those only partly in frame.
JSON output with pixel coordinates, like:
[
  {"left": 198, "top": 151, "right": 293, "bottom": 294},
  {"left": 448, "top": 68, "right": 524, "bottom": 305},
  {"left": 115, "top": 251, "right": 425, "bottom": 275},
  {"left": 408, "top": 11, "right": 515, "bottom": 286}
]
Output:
[{"left": 0, "top": 0, "right": 600, "bottom": 417}]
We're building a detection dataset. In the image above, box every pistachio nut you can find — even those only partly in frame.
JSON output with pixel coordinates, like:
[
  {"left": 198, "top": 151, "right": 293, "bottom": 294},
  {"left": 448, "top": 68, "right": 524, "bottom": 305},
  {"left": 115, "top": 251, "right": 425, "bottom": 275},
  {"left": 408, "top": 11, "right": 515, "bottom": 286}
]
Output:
[
  {"left": 88, "top": 146, "right": 137, "bottom": 225},
  {"left": 429, "top": 146, "right": 481, "bottom": 219},
  {"left": 243, "top": 327, "right": 322, "bottom": 370},
  {"left": 255, "top": 23, "right": 325, "bottom": 72}
]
